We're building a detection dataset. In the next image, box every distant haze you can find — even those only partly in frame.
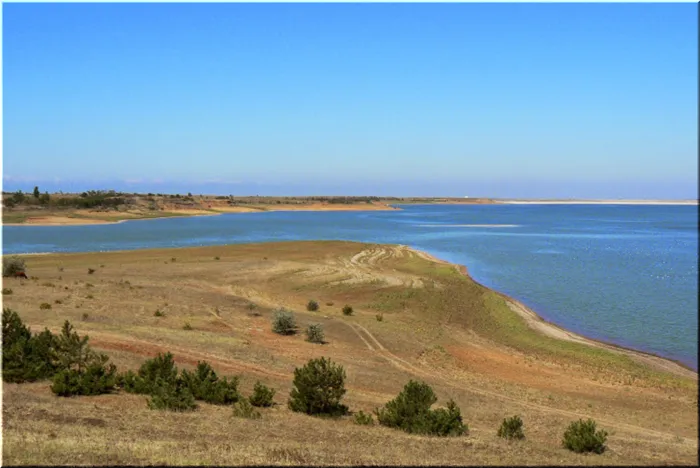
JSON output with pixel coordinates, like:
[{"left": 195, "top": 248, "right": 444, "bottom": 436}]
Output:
[{"left": 3, "top": 3, "right": 697, "bottom": 199}]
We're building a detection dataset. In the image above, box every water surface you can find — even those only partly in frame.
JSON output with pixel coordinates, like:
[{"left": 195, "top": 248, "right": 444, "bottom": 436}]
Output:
[{"left": 3, "top": 204, "right": 697, "bottom": 370}]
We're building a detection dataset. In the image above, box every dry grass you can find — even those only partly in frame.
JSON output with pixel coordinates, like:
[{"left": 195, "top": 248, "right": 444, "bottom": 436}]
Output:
[{"left": 2, "top": 241, "right": 697, "bottom": 465}]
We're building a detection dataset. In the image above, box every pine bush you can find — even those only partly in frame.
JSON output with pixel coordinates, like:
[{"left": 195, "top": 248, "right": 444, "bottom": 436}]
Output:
[
  {"left": 180, "top": 361, "right": 240, "bottom": 405},
  {"left": 249, "top": 381, "right": 276, "bottom": 407},
  {"left": 562, "top": 419, "right": 608, "bottom": 454},
  {"left": 498, "top": 415, "right": 525, "bottom": 440},
  {"left": 288, "top": 357, "right": 348, "bottom": 417},
  {"left": 375, "top": 380, "right": 467, "bottom": 437}
]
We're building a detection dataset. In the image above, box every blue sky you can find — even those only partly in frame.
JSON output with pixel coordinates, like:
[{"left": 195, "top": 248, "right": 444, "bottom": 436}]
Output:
[{"left": 3, "top": 3, "right": 697, "bottom": 198}]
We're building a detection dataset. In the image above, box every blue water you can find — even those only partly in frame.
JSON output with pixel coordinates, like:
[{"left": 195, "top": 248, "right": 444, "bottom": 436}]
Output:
[{"left": 3, "top": 204, "right": 698, "bottom": 370}]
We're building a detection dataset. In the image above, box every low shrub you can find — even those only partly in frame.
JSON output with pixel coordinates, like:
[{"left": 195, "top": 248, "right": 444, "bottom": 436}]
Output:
[
  {"left": 326, "top": 302, "right": 334, "bottom": 306},
  {"left": 86, "top": 294, "right": 94, "bottom": 299},
  {"left": 306, "top": 300, "right": 319, "bottom": 311},
  {"left": 120, "top": 352, "right": 179, "bottom": 394},
  {"left": 354, "top": 411, "right": 374, "bottom": 425},
  {"left": 87, "top": 268, "right": 96, "bottom": 275},
  {"left": 305, "top": 324, "right": 325, "bottom": 344},
  {"left": 272, "top": 308, "right": 297, "bottom": 335},
  {"left": 154, "top": 309, "right": 165, "bottom": 317},
  {"left": 183, "top": 322, "right": 193, "bottom": 330},
  {"left": 40, "top": 303, "right": 52, "bottom": 310},
  {"left": 147, "top": 378, "right": 198, "bottom": 412},
  {"left": 2, "top": 288, "right": 12, "bottom": 295},
  {"left": 249, "top": 381, "right": 276, "bottom": 407},
  {"left": 214, "top": 256, "right": 220, "bottom": 260},
  {"left": 375, "top": 380, "right": 467, "bottom": 437},
  {"left": 232, "top": 398, "right": 261, "bottom": 419},
  {"left": 376, "top": 313, "right": 384, "bottom": 322},
  {"left": 55, "top": 299, "right": 63, "bottom": 304},
  {"left": 498, "top": 415, "right": 525, "bottom": 440},
  {"left": 2, "top": 309, "right": 59, "bottom": 383},
  {"left": 180, "top": 361, "right": 240, "bottom": 405},
  {"left": 50, "top": 359, "right": 118, "bottom": 397},
  {"left": 288, "top": 357, "right": 348, "bottom": 417},
  {"left": 2, "top": 256, "right": 26, "bottom": 277},
  {"left": 82, "top": 313, "right": 89, "bottom": 321},
  {"left": 342, "top": 305, "right": 353, "bottom": 316},
  {"left": 562, "top": 419, "right": 608, "bottom": 454}
]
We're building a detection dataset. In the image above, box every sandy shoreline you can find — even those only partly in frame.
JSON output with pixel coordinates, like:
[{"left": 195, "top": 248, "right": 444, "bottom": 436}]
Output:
[
  {"left": 406, "top": 246, "right": 697, "bottom": 379},
  {"left": 2, "top": 204, "right": 399, "bottom": 226}
]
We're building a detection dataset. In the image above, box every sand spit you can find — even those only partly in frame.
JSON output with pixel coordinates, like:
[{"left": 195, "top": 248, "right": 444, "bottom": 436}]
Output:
[{"left": 500, "top": 200, "right": 698, "bottom": 205}]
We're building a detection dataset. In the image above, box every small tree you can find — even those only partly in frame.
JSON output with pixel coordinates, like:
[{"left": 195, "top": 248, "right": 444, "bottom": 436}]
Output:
[
  {"left": 272, "top": 308, "right": 297, "bottom": 335},
  {"left": 3, "top": 256, "right": 26, "bottom": 277},
  {"left": 249, "top": 381, "right": 276, "bottom": 407},
  {"left": 498, "top": 415, "right": 525, "bottom": 440},
  {"left": 562, "top": 419, "right": 608, "bottom": 454},
  {"left": 180, "top": 361, "right": 240, "bottom": 405},
  {"left": 232, "top": 398, "right": 261, "bottom": 419},
  {"left": 375, "top": 380, "right": 467, "bottom": 436},
  {"left": 288, "top": 357, "right": 348, "bottom": 417},
  {"left": 354, "top": 411, "right": 374, "bottom": 425},
  {"left": 120, "top": 352, "right": 179, "bottom": 394},
  {"left": 306, "top": 300, "right": 319, "bottom": 311},
  {"left": 147, "top": 378, "right": 197, "bottom": 412},
  {"left": 2, "top": 308, "right": 58, "bottom": 383},
  {"left": 33, "top": 186, "right": 40, "bottom": 199},
  {"left": 305, "top": 323, "right": 325, "bottom": 344}
]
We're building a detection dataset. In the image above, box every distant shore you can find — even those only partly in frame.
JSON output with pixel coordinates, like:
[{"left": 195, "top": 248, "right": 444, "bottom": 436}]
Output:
[
  {"left": 2, "top": 203, "right": 400, "bottom": 226},
  {"left": 499, "top": 199, "right": 698, "bottom": 205}
]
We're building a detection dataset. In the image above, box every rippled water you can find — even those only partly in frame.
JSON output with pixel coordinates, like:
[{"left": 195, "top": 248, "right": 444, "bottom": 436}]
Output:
[{"left": 3, "top": 204, "right": 697, "bottom": 369}]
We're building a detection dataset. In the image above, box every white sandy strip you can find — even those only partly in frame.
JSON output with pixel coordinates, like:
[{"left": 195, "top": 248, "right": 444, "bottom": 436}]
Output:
[
  {"left": 416, "top": 224, "right": 520, "bottom": 228},
  {"left": 500, "top": 200, "right": 698, "bottom": 205}
]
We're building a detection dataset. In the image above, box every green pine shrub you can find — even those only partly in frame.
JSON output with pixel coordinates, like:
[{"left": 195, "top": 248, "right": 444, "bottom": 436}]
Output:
[
  {"left": 120, "top": 352, "right": 179, "bottom": 394},
  {"left": 180, "top": 361, "right": 240, "bottom": 405},
  {"left": 498, "top": 415, "right": 525, "bottom": 440},
  {"left": 249, "top": 381, "right": 276, "bottom": 407},
  {"left": 2, "top": 309, "right": 59, "bottom": 383},
  {"left": 562, "top": 419, "right": 608, "bottom": 454},
  {"left": 375, "top": 380, "right": 467, "bottom": 437},
  {"left": 147, "top": 378, "right": 198, "bottom": 412},
  {"left": 272, "top": 308, "right": 297, "bottom": 335},
  {"left": 288, "top": 357, "right": 349, "bottom": 417},
  {"left": 232, "top": 398, "right": 261, "bottom": 419},
  {"left": 50, "top": 358, "right": 117, "bottom": 397},
  {"left": 354, "top": 411, "right": 374, "bottom": 425}
]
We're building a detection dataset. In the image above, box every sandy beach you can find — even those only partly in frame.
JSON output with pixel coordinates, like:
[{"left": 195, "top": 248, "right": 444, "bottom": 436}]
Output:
[{"left": 2, "top": 203, "right": 399, "bottom": 226}]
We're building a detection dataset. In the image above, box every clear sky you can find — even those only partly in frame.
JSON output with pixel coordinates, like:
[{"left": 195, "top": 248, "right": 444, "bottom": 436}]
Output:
[{"left": 2, "top": 2, "right": 698, "bottom": 198}]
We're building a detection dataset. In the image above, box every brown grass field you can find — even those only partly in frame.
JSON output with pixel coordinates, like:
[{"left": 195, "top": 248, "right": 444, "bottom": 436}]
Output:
[{"left": 1, "top": 241, "right": 697, "bottom": 465}]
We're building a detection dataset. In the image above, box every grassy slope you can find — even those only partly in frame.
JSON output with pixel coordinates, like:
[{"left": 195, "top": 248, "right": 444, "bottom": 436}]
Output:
[{"left": 2, "top": 241, "right": 697, "bottom": 465}]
